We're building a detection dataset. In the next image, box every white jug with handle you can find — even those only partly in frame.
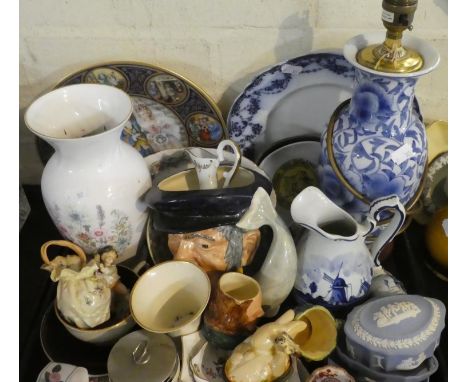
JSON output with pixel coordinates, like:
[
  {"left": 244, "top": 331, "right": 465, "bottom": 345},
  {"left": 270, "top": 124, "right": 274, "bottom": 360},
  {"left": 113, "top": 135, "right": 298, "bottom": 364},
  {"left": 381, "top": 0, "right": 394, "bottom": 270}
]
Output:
[
  {"left": 185, "top": 140, "right": 241, "bottom": 190},
  {"left": 291, "top": 186, "right": 405, "bottom": 309}
]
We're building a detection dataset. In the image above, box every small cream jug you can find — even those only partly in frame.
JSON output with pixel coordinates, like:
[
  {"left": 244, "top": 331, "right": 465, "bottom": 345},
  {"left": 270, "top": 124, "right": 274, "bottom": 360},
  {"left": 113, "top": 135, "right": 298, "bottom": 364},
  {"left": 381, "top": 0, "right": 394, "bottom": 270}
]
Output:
[
  {"left": 291, "top": 186, "right": 405, "bottom": 308},
  {"left": 185, "top": 140, "right": 241, "bottom": 190}
]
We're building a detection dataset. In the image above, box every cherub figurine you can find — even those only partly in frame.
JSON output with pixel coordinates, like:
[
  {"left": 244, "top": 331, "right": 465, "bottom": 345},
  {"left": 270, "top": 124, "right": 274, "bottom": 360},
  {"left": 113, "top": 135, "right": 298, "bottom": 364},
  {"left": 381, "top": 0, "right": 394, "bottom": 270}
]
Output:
[
  {"left": 225, "top": 309, "right": 307, "bottom": 382},
  {"left": 96, "top": 246, "right": 128, "bottom": 296}
]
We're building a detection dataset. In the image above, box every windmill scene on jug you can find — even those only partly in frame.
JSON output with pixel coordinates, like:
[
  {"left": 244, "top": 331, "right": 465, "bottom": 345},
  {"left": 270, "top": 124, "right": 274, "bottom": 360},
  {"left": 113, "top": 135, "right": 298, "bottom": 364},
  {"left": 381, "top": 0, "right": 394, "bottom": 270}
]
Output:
[{"left": 294, "top": 258, "right": 373, "bottom": 309}]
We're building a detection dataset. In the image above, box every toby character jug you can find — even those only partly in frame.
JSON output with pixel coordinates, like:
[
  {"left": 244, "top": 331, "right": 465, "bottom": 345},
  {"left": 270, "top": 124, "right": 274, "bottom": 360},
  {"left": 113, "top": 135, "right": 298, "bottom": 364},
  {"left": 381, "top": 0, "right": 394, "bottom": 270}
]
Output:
[{"left": 291, "top": 186, "right": 405, "bottom": 309}]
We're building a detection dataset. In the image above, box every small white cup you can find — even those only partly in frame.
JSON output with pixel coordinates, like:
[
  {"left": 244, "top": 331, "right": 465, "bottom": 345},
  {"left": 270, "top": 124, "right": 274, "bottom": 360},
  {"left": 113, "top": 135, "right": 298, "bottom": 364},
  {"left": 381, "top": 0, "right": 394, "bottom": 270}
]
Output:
[
  {"left": 36, "top": 362, "right": 88, "bottom": 382},
  {"left": 130, "top": 261, "right": 211, "bottom": 337}
]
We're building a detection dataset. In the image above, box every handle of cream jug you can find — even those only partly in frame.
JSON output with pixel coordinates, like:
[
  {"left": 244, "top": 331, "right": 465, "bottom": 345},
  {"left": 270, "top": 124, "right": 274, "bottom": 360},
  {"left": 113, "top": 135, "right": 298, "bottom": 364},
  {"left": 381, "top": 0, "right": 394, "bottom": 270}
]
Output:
[
  {"left": 366, "top": 195, "right": 406, "bottom": 267},
  {"left": 217, "top": 140, "right": 241, "bottom": 188}
]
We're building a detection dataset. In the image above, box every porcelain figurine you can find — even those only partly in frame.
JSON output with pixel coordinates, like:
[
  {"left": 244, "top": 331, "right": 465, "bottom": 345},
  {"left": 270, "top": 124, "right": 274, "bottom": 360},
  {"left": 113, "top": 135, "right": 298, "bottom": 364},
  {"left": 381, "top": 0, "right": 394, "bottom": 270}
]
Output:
[
  {"left": 185, "top": 140, "right": 241, "bottom": 189},
  {"left": 237, "top": 187, "right": 297, "bottom": 316},
  {"left": 202, "top": 272, "right": 264, "bottom": 349},
  {"left": 344, "top": 294, "right": 446, "bottom": 372},
  {"left": 318, "top": 33, "right": 440, "bottom": 225},
  {"left": 41, "top": 240, "right": 128, "bottom": 329},
  {"left": 25, "top": 84, "right": 152, "bottom": 262},
  {"left": 168, "top": 226, "right": 261, "bottom": 273},
  {"left": 225, "top": 310, "right": 306, "bottom": 382},
  {"left": 291, "top": 186, "right": 405, "bottom": 308}
]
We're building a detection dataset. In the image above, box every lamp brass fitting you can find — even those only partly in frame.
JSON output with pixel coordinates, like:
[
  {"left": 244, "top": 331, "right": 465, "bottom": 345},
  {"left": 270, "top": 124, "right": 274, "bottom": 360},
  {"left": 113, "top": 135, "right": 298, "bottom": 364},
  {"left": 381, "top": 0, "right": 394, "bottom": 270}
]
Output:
[{"left": 357, "top": 0, "right": 424, "bottom": 73}]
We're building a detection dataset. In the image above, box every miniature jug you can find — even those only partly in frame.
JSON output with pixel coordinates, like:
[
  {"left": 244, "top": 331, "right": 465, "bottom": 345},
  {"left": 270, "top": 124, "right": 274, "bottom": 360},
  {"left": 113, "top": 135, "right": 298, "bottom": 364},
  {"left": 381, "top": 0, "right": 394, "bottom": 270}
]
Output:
[
  {"left": 291, "top": 186, "right": 405, "bottom": 308},
  {"left": 185, "top": 140, "right": 241, "bottom": 189}
]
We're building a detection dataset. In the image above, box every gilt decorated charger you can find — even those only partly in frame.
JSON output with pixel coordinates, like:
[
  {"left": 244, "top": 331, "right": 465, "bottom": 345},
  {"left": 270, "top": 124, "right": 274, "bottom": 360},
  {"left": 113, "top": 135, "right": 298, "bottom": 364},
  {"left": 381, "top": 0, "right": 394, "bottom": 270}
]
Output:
[{"left": 56, "top": 62, "right": 227, "bottom": 157}]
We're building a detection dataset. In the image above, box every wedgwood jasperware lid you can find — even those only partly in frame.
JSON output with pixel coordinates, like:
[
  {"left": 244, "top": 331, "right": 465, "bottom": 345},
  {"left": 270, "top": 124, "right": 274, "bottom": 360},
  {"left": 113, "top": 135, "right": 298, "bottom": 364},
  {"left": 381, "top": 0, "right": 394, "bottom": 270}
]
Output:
[
  {"left": 344, "top": 295, "right": 446, "bottom": 372},
  {"left": 107, "top": 330, "right": 178, "bottom": 382}
]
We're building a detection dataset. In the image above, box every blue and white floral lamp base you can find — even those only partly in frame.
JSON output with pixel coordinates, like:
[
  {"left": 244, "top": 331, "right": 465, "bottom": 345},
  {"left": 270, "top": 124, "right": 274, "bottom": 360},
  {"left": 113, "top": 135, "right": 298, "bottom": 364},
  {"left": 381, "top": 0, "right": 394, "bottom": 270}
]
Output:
[{"left": 319, "top": 32, "right": 440, "bottom": 229}]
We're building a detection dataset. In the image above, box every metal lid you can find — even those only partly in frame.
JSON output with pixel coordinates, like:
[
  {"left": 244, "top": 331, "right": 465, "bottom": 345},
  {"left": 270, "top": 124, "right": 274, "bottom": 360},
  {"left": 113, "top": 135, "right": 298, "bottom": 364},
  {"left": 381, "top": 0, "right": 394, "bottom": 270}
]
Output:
[{"left": 107, "top": 330, "right": 178, "bottom": 382}]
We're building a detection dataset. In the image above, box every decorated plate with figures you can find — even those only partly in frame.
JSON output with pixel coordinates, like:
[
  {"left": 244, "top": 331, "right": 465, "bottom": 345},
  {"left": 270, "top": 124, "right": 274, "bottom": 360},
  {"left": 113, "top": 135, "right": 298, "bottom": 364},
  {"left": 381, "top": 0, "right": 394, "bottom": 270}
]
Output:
[
  {"left": 56, "top": 62, "right": 227, "bottom": 157},
  {"left": 227, "top": 51, "right": 356, "bottom": 160}
]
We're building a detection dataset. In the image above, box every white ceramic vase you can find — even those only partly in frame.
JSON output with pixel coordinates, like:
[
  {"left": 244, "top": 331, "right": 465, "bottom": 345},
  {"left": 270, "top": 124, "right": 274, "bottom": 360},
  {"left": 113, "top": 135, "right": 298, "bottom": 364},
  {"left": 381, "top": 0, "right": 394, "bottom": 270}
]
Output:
[{"left": 25, "top": 84, "right": 152, "bottom": 262}]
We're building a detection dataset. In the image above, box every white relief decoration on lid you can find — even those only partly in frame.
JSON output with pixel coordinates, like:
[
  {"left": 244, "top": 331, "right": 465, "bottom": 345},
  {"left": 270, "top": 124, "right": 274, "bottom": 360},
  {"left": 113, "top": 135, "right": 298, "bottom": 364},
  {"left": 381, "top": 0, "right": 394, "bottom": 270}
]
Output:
[
  {"left": 396, "top": 352, "right": 426, "bottom": 370},
  {"left": 373, "top": 301, "right": 421, "bottom": 328},
  {"left": 351, "top": 298, "right": 442, "bottom": 350}
]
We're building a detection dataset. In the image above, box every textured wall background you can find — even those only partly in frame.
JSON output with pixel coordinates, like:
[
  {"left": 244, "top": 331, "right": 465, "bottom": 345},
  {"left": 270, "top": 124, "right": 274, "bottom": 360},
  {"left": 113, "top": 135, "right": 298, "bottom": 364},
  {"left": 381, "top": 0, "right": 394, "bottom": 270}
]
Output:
[{"left": 19, "top": 0, "right": 448, "bottom": 184}]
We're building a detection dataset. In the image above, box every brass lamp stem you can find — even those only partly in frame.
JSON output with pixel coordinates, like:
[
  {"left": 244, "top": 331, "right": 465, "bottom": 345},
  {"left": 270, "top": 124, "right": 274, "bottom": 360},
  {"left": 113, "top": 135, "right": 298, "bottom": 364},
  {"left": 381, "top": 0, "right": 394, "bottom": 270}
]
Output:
[{"left": 356, "top": 0, "right": 424, "bottom": 73}]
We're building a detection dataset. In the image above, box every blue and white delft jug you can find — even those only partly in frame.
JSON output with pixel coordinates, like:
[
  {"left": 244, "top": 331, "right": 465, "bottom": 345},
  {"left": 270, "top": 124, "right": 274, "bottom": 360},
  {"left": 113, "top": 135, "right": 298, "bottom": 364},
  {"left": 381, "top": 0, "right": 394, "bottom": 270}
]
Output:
[{"left": 291, "top": 186, "right": 405, "bottom": 309}]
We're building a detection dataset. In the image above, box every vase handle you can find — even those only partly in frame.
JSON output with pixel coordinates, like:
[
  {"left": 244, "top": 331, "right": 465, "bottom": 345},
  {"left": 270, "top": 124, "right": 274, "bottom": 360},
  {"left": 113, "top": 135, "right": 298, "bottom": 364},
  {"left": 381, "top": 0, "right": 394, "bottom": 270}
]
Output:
[{"left": 367, "top": 195, "right": 406, "bottom": 266}]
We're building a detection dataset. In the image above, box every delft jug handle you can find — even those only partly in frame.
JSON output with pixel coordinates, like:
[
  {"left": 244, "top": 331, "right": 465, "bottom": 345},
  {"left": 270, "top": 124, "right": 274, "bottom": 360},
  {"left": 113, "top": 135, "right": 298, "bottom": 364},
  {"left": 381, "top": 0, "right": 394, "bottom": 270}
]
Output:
[
  {"left": 365, "top": 195, "right": 406, "bottom": 266},
  {"left": 217, "top": 140, "right": 241, "bottom": 188}
]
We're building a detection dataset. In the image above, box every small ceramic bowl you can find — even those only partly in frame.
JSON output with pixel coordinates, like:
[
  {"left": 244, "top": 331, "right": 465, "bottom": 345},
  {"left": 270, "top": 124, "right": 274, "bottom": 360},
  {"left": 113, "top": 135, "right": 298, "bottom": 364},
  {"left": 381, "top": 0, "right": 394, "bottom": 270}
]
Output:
[
  {"left": 55, "top": 265, "right": 137, "bottom": 345},
  {"left": 143, "top": 165, "right": 273, "bottom": 233},
  {"left": 130, "top": 260, "right": 211, "bottom": 337}
]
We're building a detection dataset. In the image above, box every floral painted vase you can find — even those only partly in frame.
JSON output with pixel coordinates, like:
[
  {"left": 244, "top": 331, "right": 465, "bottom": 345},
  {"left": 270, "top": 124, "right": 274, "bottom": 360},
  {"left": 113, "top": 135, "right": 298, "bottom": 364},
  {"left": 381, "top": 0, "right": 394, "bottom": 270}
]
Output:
[
  {"left": 319, "top": 33, "right": 440, "bottom": 224},
  {"left": 25, "top": 84, "right": 152, "bottom": 262}
]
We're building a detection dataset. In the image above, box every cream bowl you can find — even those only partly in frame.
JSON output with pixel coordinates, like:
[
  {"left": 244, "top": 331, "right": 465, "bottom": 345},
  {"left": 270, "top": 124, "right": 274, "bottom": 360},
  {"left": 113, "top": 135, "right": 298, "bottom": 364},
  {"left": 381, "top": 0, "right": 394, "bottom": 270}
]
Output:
[
  {"left": 130, "top": 261, "right": 211, "bottom": 337},
  {"left": 55, "top": 265, "right": 137, "bottom": 345}
]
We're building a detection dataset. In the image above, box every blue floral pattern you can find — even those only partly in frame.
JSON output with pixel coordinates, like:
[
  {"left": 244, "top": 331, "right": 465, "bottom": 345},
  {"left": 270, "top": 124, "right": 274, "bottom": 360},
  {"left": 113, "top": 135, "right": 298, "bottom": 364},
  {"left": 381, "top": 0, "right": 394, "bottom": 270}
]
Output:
[
  {"left": 228, "top": 53, "right": 355, "bottom": 155},
  {"left": 319, "top": 69, "right": 426, "bottom": 222}
]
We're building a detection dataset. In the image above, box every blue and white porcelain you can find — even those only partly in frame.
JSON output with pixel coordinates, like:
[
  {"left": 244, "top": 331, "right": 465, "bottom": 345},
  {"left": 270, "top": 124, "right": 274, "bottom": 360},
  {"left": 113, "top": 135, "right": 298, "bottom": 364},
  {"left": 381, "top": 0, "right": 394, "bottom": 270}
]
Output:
[
  {"left": 343, "top": 294, "right": 446, "bottom": 373},
  {"left": 333, "top": 337, "right": 439, "bottom": 382},
  {"left": 319, "top": 33, "right": 440, "bottom": 224},
  {"left": 291, "top": 186, "right": 405, "bottom": 309},
  {"left": 228, "top": 52, "right": 355, "bottom": 160}
]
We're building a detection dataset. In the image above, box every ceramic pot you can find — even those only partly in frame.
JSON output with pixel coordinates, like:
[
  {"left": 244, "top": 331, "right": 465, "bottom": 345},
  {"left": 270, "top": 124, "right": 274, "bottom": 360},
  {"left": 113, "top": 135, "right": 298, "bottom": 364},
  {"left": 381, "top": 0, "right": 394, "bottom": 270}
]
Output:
[
  {"left": 25, "top": 84, "right": 152, "bottom": 262},
  {"left": 319, "top": 33, "right": 439, "bottom": 225},
  {"left": 291, "top": 186, "right": 405, "bottom": 309},
  {"left": 333, "top": 335, "right": 439, "bottom": 382},
  {"left": 343, "top": 295, "right": 446, "bottom": 372},
  {"left": 202, "top": 272, "right": 264, "bottom": 349},
  {"left": 107, "top": 330, "right": 180, "bottom": 382}
]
